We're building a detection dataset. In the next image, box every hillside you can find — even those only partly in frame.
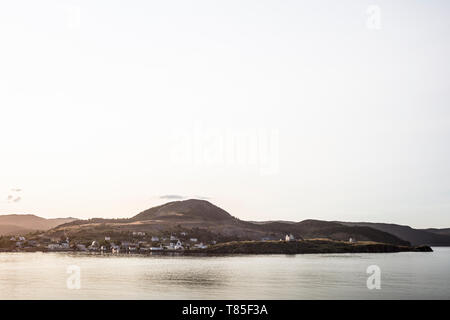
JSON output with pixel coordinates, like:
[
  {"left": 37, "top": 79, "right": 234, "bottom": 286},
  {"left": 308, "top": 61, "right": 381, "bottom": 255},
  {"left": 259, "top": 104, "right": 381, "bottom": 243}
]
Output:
[
  {"left": 47, "top": 200, "right": 410, "bottom": 246},
  {"left": 336, "top": 222, "right": 450, "bottom": 246},
  {"left": 420, "top": 228, "right": 450, "bottom": 237},
  {"left": 0, "top": 214, "right": 77, "bottom": 236}
]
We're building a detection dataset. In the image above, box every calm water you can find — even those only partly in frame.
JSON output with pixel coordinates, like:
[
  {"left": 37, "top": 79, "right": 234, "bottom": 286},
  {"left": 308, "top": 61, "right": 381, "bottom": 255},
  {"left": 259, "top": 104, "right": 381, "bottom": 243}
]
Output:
[{"left": 0, "top": 247, "right": 449, "bottom": 299}]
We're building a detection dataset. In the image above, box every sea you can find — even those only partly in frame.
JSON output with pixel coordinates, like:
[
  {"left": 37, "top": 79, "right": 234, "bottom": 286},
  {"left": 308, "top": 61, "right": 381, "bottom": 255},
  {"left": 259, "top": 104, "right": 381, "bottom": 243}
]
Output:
[{"left": 0, "top": 247, "right": 449, "bottom": 299}]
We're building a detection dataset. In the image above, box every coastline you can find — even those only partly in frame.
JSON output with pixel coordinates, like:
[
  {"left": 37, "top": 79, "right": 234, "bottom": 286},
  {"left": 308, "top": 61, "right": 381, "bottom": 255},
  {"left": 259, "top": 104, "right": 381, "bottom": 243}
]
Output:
[{"left": 0, "top": 239, "right": 433, "bottom": 255}]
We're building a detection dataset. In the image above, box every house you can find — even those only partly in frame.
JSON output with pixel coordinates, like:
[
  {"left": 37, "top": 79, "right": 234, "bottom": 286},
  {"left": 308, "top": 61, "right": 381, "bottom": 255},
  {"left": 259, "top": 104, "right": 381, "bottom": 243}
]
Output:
[
  {"left": 170, "top": 235, "right": 177, "bottom": 241},
  {"left": 349, "top": 237, "right": 355, "bottom": 243},
  {"left": 105, "top": 236, "right": 111, "bottom": 241},
  {"left": 180, "top": 232, "right": 187, "bottom": 236},
  {"left": 9, "top": 237, "right": 16, "bottom": 241},
  {"left": 151, "top": 236, "right": 159, "bottom": 242},
  {"left": 133, "top": 231, "right": 146, "bottom": 236},
  {"left": 48, "top": 243, "right": 62, "bottom": 250},
  {"left": 194, "top": 242, "right": 208, "bottom": 249},
  {"left": 285, "top": 234, "right": 295, "bottom": 241},
  {"left": 190, "top": 238, "right": 198, "bottom": 242},
  {"left": 61, "top": 242, "right": 70, "bottom": 249},
  {"left": 174, "top": 240, "right": 184, "bottom": 250},
  {"left": 150, "top": 245, "right": 163, "bottom": 251},
  {"left": 18, "top": 236, "right": 26, "bottom": 241}
]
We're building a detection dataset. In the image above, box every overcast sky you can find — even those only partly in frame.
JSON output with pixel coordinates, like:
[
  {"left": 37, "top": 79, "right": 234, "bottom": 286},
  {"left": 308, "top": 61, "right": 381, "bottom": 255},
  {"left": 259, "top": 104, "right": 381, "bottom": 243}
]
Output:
[{"left": 1, "top": 0, "right": 449, "bottom": 228}]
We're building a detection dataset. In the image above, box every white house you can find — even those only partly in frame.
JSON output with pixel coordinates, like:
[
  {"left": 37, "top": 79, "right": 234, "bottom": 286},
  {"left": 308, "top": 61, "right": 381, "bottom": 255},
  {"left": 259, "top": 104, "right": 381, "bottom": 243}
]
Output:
[
  {"left": 194, "top": 242, "right": 208, "bottom": 249},
  {"left": 174, "top": 240, "right": 184, "bottom": 250},
  {"left": 285, "top": 234, "right": 295, "bottom": 241},
  {"left": 190, "top": 238, "right": 198, "bottom": 242},
  {"left": 170, "top": 235, "right": 177, "bottom": 241},
  {"left": 18, "top": 236, "right": 26, "bottom": 241},
  {"left": 349, "top": 237, "right": 354, "bottom": 243},
  {"left": 111, "top": 245, "right": 120, "bottom": 253},
  {"left": 151, "top": 236, "right": 159, "bottom": 242},
  {"left": 105, "top": 236, "right": 111, "bottom": 241},
  {"left": 180, "top": 232, "right": 187, "bottom": 236}
]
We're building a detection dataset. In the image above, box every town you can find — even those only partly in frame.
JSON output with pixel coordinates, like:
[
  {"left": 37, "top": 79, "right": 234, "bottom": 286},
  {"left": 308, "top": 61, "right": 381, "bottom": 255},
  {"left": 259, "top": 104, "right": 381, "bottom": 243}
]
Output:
[
  {"left": 3, "top": 231, "right": 215, "bottom": 253},
  {"left": 0, "top": 232, "right": 301, "bottom": 254}
]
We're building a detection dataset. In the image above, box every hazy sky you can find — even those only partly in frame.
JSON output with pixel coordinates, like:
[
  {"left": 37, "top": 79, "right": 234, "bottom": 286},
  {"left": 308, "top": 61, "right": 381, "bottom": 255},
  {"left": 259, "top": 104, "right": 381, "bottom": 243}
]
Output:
[{"left": 1, "top": 1, "right": 449, "bottom": 228}]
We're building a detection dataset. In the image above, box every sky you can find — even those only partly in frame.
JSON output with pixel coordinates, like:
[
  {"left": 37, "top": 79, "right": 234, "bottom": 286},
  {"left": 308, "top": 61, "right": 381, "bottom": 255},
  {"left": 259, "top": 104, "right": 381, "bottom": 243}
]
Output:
[{"left": 0, "top": 0, "right": 449, "bottom": 228}]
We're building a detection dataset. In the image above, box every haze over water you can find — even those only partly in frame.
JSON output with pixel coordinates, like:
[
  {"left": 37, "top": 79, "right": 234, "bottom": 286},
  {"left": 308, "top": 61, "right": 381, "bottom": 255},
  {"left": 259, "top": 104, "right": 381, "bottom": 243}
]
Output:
[{"left": 1, "top": 248, "right": 449, "bottom": 299}]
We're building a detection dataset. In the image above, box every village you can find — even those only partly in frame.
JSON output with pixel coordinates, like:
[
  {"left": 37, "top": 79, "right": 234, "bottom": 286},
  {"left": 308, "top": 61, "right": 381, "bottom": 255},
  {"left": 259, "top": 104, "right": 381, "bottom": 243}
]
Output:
[
  {"left": 6, "top": 231, "right": 215, "bottom": 253},
  {"left": 3, "top": 232, "right": 308, "bottom": 254}
]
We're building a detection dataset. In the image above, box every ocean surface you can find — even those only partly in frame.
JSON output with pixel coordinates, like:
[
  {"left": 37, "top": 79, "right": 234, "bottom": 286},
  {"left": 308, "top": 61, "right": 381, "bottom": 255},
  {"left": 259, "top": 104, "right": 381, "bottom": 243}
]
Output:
[{"left": 0, "top": 247, "right": 449, "bottom": 299}]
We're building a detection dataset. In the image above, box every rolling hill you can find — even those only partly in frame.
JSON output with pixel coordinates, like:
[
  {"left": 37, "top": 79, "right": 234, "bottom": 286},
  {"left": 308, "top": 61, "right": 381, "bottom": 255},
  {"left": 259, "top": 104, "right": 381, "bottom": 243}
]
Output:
[
  {"left": 336, "top": 222, "right": 450, "bottom": 246},
  {"left": 0, "top": 214, "right": 77, "bottom": 236},
  {"left": 48, "top": 200, "right": 410, "bottom": 246}
]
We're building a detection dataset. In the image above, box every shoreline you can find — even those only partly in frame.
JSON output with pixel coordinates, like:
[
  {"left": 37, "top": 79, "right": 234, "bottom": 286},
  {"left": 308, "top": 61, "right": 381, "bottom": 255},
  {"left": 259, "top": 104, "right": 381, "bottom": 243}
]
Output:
[{"left": 0, "top": 239, "right": 433, "bottom": 255}]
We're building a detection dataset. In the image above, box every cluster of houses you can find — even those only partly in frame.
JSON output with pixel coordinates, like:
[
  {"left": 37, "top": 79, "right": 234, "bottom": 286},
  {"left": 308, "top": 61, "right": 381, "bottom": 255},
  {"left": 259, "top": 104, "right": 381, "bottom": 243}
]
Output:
[{"left": 41, "top": 232, "right": 212, "bottom": 253}]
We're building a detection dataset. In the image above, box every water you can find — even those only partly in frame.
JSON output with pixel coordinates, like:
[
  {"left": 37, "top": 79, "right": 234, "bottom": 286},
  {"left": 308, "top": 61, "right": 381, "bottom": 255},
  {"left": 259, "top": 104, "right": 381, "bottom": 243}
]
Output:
[{"left": 0, "top": 248, "right": 449, "bottom": 299}]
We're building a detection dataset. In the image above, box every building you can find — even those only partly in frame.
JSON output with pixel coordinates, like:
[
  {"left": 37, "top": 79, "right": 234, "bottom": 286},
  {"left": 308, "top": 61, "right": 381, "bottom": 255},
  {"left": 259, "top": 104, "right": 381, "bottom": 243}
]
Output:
[
  {"left": 170, "top": 235, "right": 177, "bottom": 241},
  {"left": 285, "top": 234, "right": 295, "bottom": 241},
  {"left": 194, "top": 242, "right": 208, "bottom": 249},
  {"left": 349, "top": 237, "right": 355, "bottom": 243},
  {"left": 48, "top": 243, "right": 62, "bottom": 250},
  {"left": 105, "top": 236, "right": 111, "bottom": 241},
  {"left": 190, "top": 238, "right": 198, "bottom": 242},
  {"left": 111, "top": 245, "right": 120, "bottom": 253},
  {"left": 151, "top": 236, "right": 159, "bottom": 242},
  {"left": 174, "top": 240, "right": 184, "bottom": 250}
]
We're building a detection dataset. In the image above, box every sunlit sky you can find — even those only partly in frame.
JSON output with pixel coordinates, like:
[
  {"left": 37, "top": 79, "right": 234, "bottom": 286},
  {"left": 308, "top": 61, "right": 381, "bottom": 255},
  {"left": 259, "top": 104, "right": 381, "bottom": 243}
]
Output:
[{"left": 1, "top": 1, "right": 449, "bottom": 228}]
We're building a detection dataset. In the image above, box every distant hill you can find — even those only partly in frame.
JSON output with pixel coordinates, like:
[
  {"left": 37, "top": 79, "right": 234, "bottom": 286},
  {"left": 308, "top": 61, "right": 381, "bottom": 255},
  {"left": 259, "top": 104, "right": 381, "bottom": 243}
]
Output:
[
  {"left": 336, "top": 222, "right": 450, "bottom": 246},
  {"left": 48, "top": 200, "right": 410, "bottom": 246},
  {"left": 420, "top": 228, "right": 450, "bottom": 237},
  {"left": 131, "top": 199, "right": 236, "bottom": 222},
  {"left": 0, "top": 214, "right": 78, "bottom": 236}
]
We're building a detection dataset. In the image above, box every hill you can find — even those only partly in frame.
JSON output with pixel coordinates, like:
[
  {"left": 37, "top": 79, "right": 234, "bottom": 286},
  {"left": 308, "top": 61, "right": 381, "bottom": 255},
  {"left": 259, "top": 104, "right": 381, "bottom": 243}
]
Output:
[
  {"left": 336, "top": 222, "right": 450, "bottom": 246},
  {"left": 0, "top": 214, "right": 77, "bottom": 236},
  {"left": 131, "top": 199, "right": 236, "bottom": 222},
  {"left": 48, "top": 200, "right": 410, "bottom": 246}
]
